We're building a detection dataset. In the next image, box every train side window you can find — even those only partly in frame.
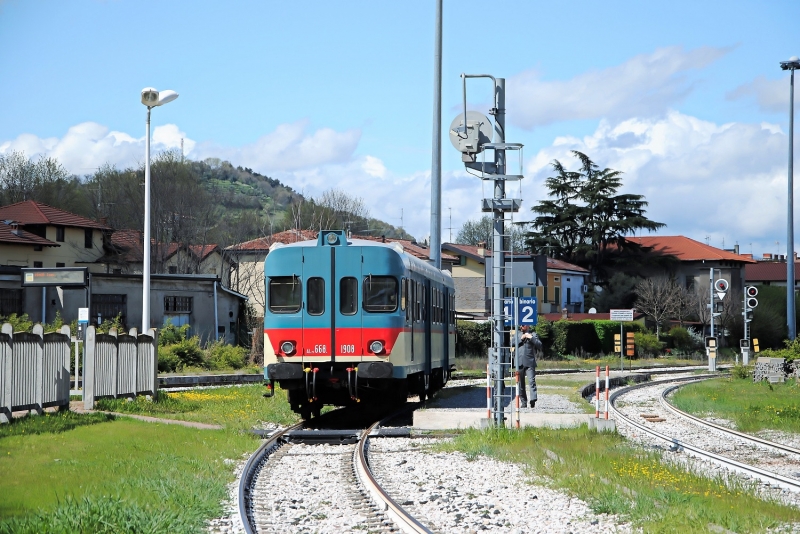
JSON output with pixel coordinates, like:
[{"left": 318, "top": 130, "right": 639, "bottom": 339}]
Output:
[
  {"left": 307, "top": 277, "right": 325, "bottom": 316},
  {"left": 401, "top": 278, "right": 407, "bottom": 312},
  {"left": 363, "top": 275, "right": 398, "bottom": 312},
  {"left": 340, "top": 277, "right": 358, "bottom": 315},
  {"left": 268, "top": 276, "right": 301, "bottom": 313}
]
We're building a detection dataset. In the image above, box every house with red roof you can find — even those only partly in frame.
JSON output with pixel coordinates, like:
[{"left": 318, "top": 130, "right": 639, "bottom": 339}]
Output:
[
  {"left": 745, "top": 256, "right": 800, "bottom": 288},
  {"left": 442, "top": 242, "right": 589, "bottom": 318},
  {"left": 624, "top": 236, "right": 755, "bottom": 293}
]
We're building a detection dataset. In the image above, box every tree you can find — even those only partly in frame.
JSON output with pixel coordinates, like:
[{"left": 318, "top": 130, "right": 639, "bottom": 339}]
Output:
[
  {"left": 525, "top": 151, "right": 665, "bottom": 284},
  {"left": 592, "top": 272, "right": 639, "bottom": 312},
  {"left": 634, "top": 276, "right": 680, "bottom": 338},
  {"left": 456, "top": 216, "right": 526, "bottom": 251},
  {"left": 0, "top": 150, "right": 71, "bottom": 206}
]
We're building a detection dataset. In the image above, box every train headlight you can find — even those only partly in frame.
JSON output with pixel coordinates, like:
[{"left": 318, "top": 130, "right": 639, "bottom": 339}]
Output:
[
  {"left": 280, "top": 341, "right": 296, "bottom": 355},
  {"left": 369, "top": 340, "right": 385, "bottom": 354}
]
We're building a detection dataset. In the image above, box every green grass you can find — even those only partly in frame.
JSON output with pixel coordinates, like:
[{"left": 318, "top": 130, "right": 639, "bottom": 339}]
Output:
[
  {"left": 96, "top": 384, "right": 300, "bottom": 431},
  {"left": 437, "top": 426, "right": 800, "bottom": 533},
  {"left": 0, "top": 414, "right": 258, "bottom": 533},
  {"left": 671, "top": 377, "right": 800, "bottom": 434}
]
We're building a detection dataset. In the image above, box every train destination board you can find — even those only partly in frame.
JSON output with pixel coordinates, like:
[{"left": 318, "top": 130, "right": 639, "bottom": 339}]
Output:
[{"left": 21, "top": 268, "right": 88, "bottom": 287}]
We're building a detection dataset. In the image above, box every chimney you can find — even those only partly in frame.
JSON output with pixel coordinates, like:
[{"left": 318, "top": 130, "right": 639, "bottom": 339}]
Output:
[
  {"left": 734, "top": 244, "right": 739, "bottom": 254},
  {"left": 764, "top": 253, "right": 773, "bottom": 260},
  {"left": 477, "top": 241, "right": 487, "bottom": 257},
  {"left": 381, "top": 235, "right": 386, "bottom": 243}
]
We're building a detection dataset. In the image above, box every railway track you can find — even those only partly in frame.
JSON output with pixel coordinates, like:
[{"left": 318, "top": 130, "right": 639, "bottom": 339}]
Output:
[
  {"left": 238, "top": 406, "right": 432, "bottom": 533},
  {"left": 610, "top": 375, "right": 800, "bottom": 497}
]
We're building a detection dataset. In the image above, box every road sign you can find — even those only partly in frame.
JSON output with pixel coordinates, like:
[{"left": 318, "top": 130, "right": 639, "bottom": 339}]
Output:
[
  {"left": 610, "top": 309, "right": 634, "bottom": 322},
  {"left": 517, "top": 297, "right": 538, "bottom": 326},
  {"left": 78, "top": 307, "right": 89, "bottom": 324}
]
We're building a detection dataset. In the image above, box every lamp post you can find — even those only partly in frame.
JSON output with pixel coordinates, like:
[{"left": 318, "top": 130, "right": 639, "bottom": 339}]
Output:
[
  {"left": 781, "top": 57, "right": 799, "bottom": 340},
  {"left": 140, "top": 87, "right": 178, "bottom": 333}
]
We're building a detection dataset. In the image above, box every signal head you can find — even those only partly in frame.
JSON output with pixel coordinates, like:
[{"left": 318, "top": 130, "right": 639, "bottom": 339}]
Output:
[
  {"left": 746, "top": 297, "right": 758, "bottom": 309},
  {"left": 714, "top": 279, "right": 729, "bottom": 292},
  {"left": 745, "top": 286, "right": 758, "bottom": 298}
]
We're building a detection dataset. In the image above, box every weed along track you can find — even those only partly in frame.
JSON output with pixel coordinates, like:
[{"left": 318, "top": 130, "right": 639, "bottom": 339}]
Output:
[{"left": 611, "top": 376, "right": 800, "bottom": 503}]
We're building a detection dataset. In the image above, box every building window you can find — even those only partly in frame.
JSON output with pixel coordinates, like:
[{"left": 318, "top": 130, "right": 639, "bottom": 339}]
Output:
[
  {"left": 33, "top": 261, "right": 43, "bottom": 268},
  {"left": 168, "top": 266, "right": 178, "bottom": 274},
  {"left": 459, "top": 256, "right": 466, "bottom": 266},
  {"left": 84, "top": 229, "right": 93, "bottom": 248},
  {"left": 164, "top": 296, "right": 193, "bottom": 313},
  {"left": 685, "top": 276, "right": 695, "bottom": 290},
  {"left": 554, "top": 287, "right": 561, "bottom": 306},
  {"left": 33, "top": 245, "right": 43, "bottom": 251},
  {"left": 113, "top": 268, "right": 122, "bottom": 274},
  {"left": 56, "top": 227, "right": 65, "bottom": 242},
  {"left": 0, "top": 289, "right": 23, "bottom": 316},
  {"left": 92, "top": 294, "right": 127, "bottom": 327},
  {"left": 56, "top": 262, "right": 65, "bottom": 268}
]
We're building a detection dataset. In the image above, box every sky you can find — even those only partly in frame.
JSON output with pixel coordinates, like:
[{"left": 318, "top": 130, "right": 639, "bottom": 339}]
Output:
[{"left": 1, "top": 0, "right": 799, "bottom": 256}]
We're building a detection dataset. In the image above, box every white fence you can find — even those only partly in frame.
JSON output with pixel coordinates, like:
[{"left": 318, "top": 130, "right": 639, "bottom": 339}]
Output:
[
  {"left": 83, "top": 326, "right": 158, "bottom": 410},
  {"left": 0, "top": 323, "right": 159, "bottom": 423},
  {"left": 0, "top": 323, "right": 72, "bottom": 423}
]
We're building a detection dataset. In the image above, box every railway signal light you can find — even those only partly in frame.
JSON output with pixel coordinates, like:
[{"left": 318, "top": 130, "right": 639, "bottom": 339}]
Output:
[
  {"left": 714, "top": 279, "right": 729, "bottom": 293},
  {"left": 753, "top": 338, "right": 760, "bottom": 353},
  {"left": 746, "top": 286, "right": 758, "bottom": 298}
]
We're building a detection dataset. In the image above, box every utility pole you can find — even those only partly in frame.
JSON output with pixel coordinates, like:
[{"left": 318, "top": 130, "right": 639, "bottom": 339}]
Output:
[{"left": 429, "top": 0, "right": 443, "bottom": 269}]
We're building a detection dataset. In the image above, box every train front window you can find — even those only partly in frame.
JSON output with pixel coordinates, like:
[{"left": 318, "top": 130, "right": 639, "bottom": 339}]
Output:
[
  {"left": 363, "top": 275, "right": 398, "bottom": 312},
  {"left": 307, "top": 277, "right": 325, "bottom": 315},
  {"left": 268, "top": 276, "right": 301, "bottom": 313},
  {"left": 340, "top": 277, "right": 358, "bottom": 315}
]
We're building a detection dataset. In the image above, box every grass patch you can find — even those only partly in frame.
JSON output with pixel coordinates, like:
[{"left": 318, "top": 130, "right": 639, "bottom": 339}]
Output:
[
  {"left": 0, "top": 416, "right": 257, "bottom": 533},
  {"left": 95, "top": 384, "right": 299, "bottom": 431},
  {"left": 438, "top": 426, "right": 800, "bottom": 532},
  {"left": 671, "top": 377, "right": 800, "bottom": 434},
  {"left": 0, "top": 410, "right": 113, "bottom": 440}
]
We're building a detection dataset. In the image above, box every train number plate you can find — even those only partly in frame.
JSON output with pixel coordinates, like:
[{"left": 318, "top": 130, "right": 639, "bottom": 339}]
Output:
[
  {"left": 340, "top": 344, "right": 356, "bottom": 354},
  {"left": 307, "top": 344, "right": 327, "bottom": 354}
]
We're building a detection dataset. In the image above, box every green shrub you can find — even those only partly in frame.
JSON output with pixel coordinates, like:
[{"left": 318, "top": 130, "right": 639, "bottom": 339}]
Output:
[
  {"left": 0, "top": 313, "right": 34, "bottom": 332},
  {"left": 157, "top": 349, "right": 181, "bottom": 373},
  {"left": 760, "top": 337, "right": 800, "bottom": 364},
  {"left": 159, "top": 336, "right": 204, "bottom": 370},
  {"left": 206, "top": 341, "right": 248, "bottom": 370},
  {"left": 159, "top": 320, "right": 191, "bottom": 346},
  {"left": 730, "top": 364, "right": 753, "bottom": 379},
  {"left": 665, "top": 326, "right": 694, "bottom": 351},
  {"left": 634, "top": 331, "right": 663, "bottom": 357},
  {"left": 456, "top": 320, "right": 491, "bottom": 356}
]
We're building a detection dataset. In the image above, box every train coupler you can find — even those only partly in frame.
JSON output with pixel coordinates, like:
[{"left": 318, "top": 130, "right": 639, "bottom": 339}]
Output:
[
  {"left": 263, "top": 379, "right": 275, "bottom": 398},
  {"left": 305, "top": 367, "right": 319, "bottom": 402},
  {"left": 346, "top": 367, "right": 360, "bottom": 402}
]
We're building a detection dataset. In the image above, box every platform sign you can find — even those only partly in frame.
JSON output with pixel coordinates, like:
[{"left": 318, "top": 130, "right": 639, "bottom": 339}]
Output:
[
  {"left": 21, "top": 267, "right": 87, "bottom": 287},
  {"left": 78, "top": 307, "right": 89, "bottom": 324},
  {"left": 503, "top": 297, "right": 514, "bottom": 326},
  {"left": 610, "top": 309, "right": 634, "bottom": 322},
  {"left": 517, "top": 297, "right": 538, "bottom": 326}
]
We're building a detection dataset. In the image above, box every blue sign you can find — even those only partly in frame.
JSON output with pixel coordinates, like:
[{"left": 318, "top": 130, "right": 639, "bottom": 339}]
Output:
[
  {"left": 503, "top": 297, "right": 514, "bottom": 326},
  {"left": 517, "top": 297, "right": 538, "bottom": 326}
]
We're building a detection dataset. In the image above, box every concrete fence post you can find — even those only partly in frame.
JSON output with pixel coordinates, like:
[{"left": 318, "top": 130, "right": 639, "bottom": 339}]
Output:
[
  {"left": 84, "top": 326, "right": 96, "bottom": 410},
  {"left": 32, "top": 324, "right": 44, "bottom": 416},
  {"left": 0, "top": 323, "right": 12, "bottom": 423},
  {"left": 149, "top": 328, "right": 159, "bottom": 396},
  {"left": 129, "top": 328, "right": 139, "bottom": 397},
  {"left": 108, "top": 328, "right": 119, "bottom": 399}
]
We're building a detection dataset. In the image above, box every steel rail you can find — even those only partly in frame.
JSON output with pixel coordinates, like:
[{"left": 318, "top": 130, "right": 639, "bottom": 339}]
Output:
[
  {"left": 355, "top": 422, "right": 434, "bottom": 534},
  {"left": 660, "top": 382, "right": 800, "bottom": 457},
  {"left": 239, "top": 421, "right": 304, "bottom": 534},
  {"left": 609, "top": 375, "right": 800, "bottom": 493}
]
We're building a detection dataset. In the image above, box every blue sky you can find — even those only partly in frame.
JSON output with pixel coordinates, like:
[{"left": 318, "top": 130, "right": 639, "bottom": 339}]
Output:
[{"left": 1, "top": 0, "right": 798, "bottom": 256}]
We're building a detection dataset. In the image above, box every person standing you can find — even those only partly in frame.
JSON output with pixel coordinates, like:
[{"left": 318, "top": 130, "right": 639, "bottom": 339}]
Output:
[{"left": 515, "top": 324, "right": 541, "bottom": 408}]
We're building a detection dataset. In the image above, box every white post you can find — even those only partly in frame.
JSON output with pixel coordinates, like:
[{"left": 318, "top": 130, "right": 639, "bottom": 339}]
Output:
[{"left": 143, "top": 108, "right": 151, "bottom": 333}]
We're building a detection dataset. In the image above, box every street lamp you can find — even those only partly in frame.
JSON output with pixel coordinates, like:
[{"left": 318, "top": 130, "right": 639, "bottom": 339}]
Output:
[
  {"left": 781, "top": 58, "right": 800, "bottom": 339},
  {"left": 140, "top": 87, "right": 178, "bottom": 333}
]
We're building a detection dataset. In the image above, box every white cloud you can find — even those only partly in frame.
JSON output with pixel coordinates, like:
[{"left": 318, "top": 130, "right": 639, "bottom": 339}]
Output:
[
  {"left": 522, "top": 110, "right": 792, "bottom": 255},
  {"left": 362, "top": 155, "right": 386, "bottom": 178},
  {"left": 507, "top": 46, "right": 731, "bottom": 129},
  {"left": 727, "top": 75, "right": 796, "bottom": 114},
  {"left": 191, "top": 120, "right": 360, "bottom": 172}
]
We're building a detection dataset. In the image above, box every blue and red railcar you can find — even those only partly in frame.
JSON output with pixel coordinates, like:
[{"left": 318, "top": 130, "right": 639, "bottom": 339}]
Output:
[{"left": 263, "top": 230, "right": 455, "bottom": 418}]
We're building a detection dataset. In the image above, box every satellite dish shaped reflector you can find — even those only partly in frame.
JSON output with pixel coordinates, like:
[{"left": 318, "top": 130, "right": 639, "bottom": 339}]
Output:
[
  {"left": 714, "top": 279, "right": 729, "bottom": 292},
  {"left": 449, "top": 111, "right": 493, "bottom": 155},
  {"left": 588, "top": 308, "right": 597, "bottom": 314}
]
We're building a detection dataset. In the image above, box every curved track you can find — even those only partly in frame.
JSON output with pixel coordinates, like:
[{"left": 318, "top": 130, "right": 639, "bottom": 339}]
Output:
[{"left": 610, "top": 375, "right": 800, "bottom": 493}]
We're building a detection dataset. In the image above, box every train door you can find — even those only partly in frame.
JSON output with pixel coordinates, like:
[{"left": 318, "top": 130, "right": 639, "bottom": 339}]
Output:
[
  {"left": 423, "top": 278, "right": 432, "bottom": 384},
  {"left": 442, "top": 286, "right": 449, "bottom": 381},
  {"left": 334, "top": 247, "right": 362, "bottom": 361},
  {"left": 301, "top": 246, "right": 332, "bottom": 361}
]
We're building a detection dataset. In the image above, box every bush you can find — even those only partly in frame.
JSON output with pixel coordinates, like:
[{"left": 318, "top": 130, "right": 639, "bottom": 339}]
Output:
[
  {"left": 456, "top": 321, "right": 491, "bottom": 356},
  {"left": 158, "top": 349, "right": 181, "bottom": 373},
  {"left": 760, "top": 337, "right": 800, "bottom": 364},
  {"left": 730, "top": 364, "right": 752, "bottom": 379},
  {"left": 159, "top": 321, "right": 191, "bottom": 346},
  {"left": 159, "top": 336, "right": 204, "bottom": 370},
  {"left": 0, "top": 313, "right": 33, "bottom": 332},
  {"left": 634, "top": 331, "right": 663, "bottom": 357},
  {"left": 665, "top": 326, "right": 695, "bottom": 351},
  {"left": 206, "top": 341, "right": 248, "bottom": 370}
]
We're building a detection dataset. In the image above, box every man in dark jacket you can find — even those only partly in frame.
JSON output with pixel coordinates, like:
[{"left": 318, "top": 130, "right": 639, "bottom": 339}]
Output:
[{"left": 515, "top": 324, "right": 541, "bottom": 408}]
